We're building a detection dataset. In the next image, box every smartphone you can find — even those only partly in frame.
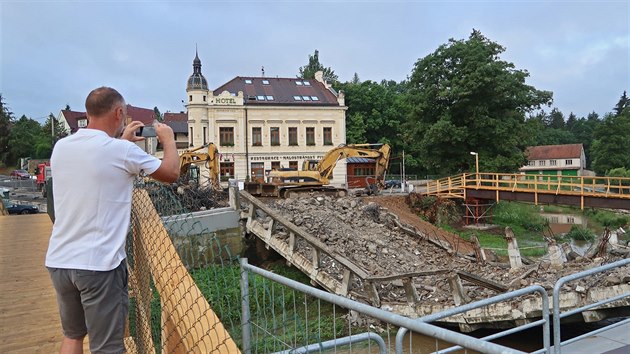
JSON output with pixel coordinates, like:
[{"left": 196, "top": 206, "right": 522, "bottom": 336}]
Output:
[{"left": 136, "top": 126, "right": 156, "bottom": 137}]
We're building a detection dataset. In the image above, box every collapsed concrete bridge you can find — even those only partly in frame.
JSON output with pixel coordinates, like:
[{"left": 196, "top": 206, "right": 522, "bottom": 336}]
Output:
[{"left": 240, "top": 190, "right": 630, "bottom": 332}]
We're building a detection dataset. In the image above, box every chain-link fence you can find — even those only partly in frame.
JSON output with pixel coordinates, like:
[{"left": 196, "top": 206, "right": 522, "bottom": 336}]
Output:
[{"left": 127, "top": 180, "right": 241, "bottom": 353}]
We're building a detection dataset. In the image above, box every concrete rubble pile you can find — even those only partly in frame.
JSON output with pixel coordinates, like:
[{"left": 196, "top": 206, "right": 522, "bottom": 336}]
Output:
[{"left": 264, "top": 195, "right": 629, "bottom": 307}]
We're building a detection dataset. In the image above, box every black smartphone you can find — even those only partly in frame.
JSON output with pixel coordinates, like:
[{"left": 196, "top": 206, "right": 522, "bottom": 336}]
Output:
[{"left": 136, "top": 126, "right": 156, "bottom": 137}]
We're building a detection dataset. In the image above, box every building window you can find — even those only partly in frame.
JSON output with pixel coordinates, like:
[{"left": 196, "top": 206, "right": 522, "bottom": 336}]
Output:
[
  {"left": 306, "top": 127, "right": 315, "bottom": 146},
  {"left": 302, "top": 96, "right": 311, "bottom": 101},
  {"left": 220, "top": 162, "right": 234, "bottom": 181},
  {"left": 289, "top": 161, "right": 298, "bottom": 170},
  {"left": 245, "top": 79, "right": 253, "bottom": 84},
  {"left": 566, "top": 159, "right": 573, "bottom": 165},
  {"left": 295, "top": 81, "right": 303, "bottom": 86},
  {"left": 323, "top": 127, "right": 332, "bottom": 145},
  {"left": 203, "top": 95, "right": 206, "bottom": 102},
  {"left": 251, "top": 162, "right": 264, "bottom": 182},
  {"left": 266, "top": 95, "right": 274, "bottom": 101},
  {"left": 289, "top": 127, "right": 298, "bottom": 146},
  {"left": 311, "top": 96, "right": 319, "bottom": 101},
  {"left": 271, "top": 161, "right": 281, "bottom": 171},
  {"left": 550, "top": 160, "right": 557, "bottom": 166},
  {"left": 567, "top": 217, "right": 575, "bottom": 224},
  {"left": 303, "top": 81, "right": 311, "bottom": 86},
  {"left": 189, "top": 127, "right": 193, "bottom": 146},
  {"left": 528, "top": 160, "right": 535, "bottom": 166},
  {"left": 203, "top": 127, "right": 207, "bottom": 145},
  {"left": 270, "top": 127, "right": 280, "bottom": 146},
  {"left": 293, "top": 96, "right": 303, "bottom": 101},
  {"left": 77, "top": 119, "right": 87, "bottom": 128},
  {"left": 539, "top": 160, "right": 546, "bottom": 166},
  {"left": 262, "top": 80, "right": 270, "bottom": 85},
  {"left": 256, "top": 95, "right": 266, "bottom": 101},
  {"left": 252, "top": 127, "right": 262, "bottom": 146},
  {"left": 219, "top": 127, "right": 234, "bottom": 146},
  {"left": 189, "top": 95, "right": 192, "bottom": 102}
]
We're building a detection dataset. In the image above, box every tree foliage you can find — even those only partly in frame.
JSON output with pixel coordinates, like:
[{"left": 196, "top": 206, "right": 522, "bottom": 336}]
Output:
[
  {"left": 0, "top": 94, "right": 14, "bottom": 166},
  {"left": 405, "top": 30, "right": 553, "bottom": 175},
  {"left": 298, "top": 50, "right": 338, "bottom": 83},
  {"left": 591, "top": 110, "right": 630, "bottom": 174},
  {"left": 336, "top": 79, "right": 411, "bottom": 172}
]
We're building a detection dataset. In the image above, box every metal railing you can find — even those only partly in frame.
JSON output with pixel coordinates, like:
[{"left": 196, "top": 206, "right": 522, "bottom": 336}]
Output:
[
  {"left": 549, "top": 257, "right": 630, "bottom": 354},
  {"left": 240, "top": 258, "right": 525, "bottom": 354},
  {"left": 395, "top": 285, "right": 550, "bottom": 354}
]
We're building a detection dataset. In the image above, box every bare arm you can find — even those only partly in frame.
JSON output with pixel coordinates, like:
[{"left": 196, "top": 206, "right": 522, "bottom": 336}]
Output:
[{"left": 150, "top": 122, "right": 180, "bottom": 183}]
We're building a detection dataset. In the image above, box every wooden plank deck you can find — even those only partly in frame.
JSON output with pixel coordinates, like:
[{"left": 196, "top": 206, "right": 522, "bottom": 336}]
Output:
[{"left": 0, "top": 213, "right": 66, "bottom": 353}]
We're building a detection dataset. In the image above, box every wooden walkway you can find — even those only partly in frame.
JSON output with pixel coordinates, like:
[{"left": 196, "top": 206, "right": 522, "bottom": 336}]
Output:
[{"left": 0, "top": 213, "right": 70, "bottom": 353}]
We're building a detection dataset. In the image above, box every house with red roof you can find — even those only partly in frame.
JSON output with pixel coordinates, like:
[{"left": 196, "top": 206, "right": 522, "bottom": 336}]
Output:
[
  {"left": 519, "top": 144, "right": 587, "bottom": 177},
  {"left": 57, "top": 105, "right": 157, "bottom": 153}
]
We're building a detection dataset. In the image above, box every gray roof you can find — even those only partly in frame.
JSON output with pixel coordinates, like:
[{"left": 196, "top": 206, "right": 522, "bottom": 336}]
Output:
[{"left": 346, "top": 157, "right": 375, "bottom": 164}]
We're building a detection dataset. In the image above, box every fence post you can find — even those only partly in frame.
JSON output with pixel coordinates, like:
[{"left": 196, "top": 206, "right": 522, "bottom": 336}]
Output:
[{"left": 240, "top": 258, "right": 252, "bottom": 354}]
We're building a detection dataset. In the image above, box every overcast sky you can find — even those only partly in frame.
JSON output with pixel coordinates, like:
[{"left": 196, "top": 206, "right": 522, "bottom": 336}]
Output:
[{"left": 1, "top": 0, "right": 628, "bottom": 123}]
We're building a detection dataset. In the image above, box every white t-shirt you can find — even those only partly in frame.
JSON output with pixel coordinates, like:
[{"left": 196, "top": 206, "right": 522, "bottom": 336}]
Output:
[{"left": 45, "top": 129, "right": 161, "bottom": 271}]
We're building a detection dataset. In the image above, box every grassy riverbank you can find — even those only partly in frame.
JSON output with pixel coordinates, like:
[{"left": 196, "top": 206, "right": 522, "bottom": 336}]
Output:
[{"left": 437, "top": 201, "right": 629, "bottom": 258}]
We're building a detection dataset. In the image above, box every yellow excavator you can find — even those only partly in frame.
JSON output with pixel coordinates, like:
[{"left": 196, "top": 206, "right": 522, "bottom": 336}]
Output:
[
  {"left": 245, "top": 143, "right": 391, "bottom": 198},
  {"left": 179, "top": 143, "right": 221, "bottom": 190}
]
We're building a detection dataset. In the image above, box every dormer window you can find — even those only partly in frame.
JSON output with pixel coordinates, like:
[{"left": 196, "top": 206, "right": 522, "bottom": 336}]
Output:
[
  {"left": 77, "top": 119, "right": 87, "bottom": 128},
  {"left": 262, "top": 80, "right": 270, "bottom": 85},
  {"left": 245, "top": 79, "right": 253, "bottom": 84}
]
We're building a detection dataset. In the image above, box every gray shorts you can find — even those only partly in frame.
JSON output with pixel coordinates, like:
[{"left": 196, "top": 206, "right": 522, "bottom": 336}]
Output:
[{"left": 48, "top": 259, "right": 128, "bottom": 354}]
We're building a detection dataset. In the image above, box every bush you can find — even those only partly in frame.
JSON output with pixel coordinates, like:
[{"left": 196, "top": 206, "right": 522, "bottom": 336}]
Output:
[
  {"left": 565, "top": 225, "right": 595, "bottom": 241},
  {"left": 585, "top": 209, "right": 630, "bottom": 229},
  {"left": 493, "top": 202, "right": 547, "bottom": 232}
]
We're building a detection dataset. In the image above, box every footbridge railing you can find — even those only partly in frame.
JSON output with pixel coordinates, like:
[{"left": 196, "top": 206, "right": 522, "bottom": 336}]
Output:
[{"left": 425, "top": 173, "right": 630, "bottom": 209}]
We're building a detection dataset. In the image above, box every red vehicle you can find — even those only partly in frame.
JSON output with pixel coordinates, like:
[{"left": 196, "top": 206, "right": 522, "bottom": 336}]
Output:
[
  {"left": 10, "top": 169, "right": 30, "bottom": 179},
  {"left": 36, "top": 163, "right": 52, "bottom": 195}
]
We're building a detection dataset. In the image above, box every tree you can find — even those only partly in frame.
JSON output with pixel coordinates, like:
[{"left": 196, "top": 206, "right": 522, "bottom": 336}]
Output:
[
  {"left": 41, "top": 113, "right": 68, "bottom": 146},
  {"left": 591, "top": 111, "right": 630, "bottom": 174},
  {"left": 351, "top": 73, "right": 361, "bottom": 84},
  {"left": 153, "top": 106, "right": 163, "bottom": 122},
  {"left": 336, "top": 79, "right": 411, "bottom": 158},
  {"left": 0, "top": 94, "right": 14, "bottom": 166},
  {"left": 545, "top": 108, "right": 565, "bottom": 129},
  {"left": 613, "top": 90, "right": 629, "bottom": 116},
  {"left": 7, "top": 115, "right": 44, "bottom": 166},
  {"left": 566, "top": 112, "right": 577, "bottom": 130},
  {"left": 298, "top": 50, "right": 338, "bottom": 83},
  {"left": 406, "top": 30, "right": 552, "bottom": 175}
]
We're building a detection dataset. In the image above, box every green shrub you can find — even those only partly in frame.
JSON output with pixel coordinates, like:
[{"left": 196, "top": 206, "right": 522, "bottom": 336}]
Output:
[
  {"left": 493, "top": 202, "right": 547, "bottom": 232},
  {"left": 565, "top": 225, "right": 595, "bottom": 241}
]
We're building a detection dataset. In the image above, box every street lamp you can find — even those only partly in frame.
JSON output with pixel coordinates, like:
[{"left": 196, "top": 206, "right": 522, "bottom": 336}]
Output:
[{"left": 470, "top": 152, "right": 479, "bottom": 186}]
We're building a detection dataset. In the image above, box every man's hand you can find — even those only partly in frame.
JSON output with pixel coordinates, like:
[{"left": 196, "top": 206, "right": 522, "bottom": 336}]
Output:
[
  {"left": 154, "top": 121, "right": 175, "bottom": 144},
  {"left": 120, "top": 121, "right": 145, "bottom": 142}
]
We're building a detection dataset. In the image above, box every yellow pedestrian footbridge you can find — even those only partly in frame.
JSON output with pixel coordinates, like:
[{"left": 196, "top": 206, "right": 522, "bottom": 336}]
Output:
[{"left": 424, "top": 173, "right": 630, "bottom": 210}]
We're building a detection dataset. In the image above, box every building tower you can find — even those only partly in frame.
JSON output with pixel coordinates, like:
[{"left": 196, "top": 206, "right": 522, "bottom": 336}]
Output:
[{"left": 186, "top": 49, "right": 210, "bottom": 147}]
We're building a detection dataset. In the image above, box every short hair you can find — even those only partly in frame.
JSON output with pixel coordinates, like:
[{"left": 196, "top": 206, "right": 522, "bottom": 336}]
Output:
[{"left": 85, "top": 87, "right": 125, "bottom": 117}]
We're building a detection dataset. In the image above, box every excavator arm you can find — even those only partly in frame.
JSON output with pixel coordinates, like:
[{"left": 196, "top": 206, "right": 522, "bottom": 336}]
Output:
[
  {"left": 179, "top": 143, "right": 221, "bottom": 189},
  {"left": 313, "top": 143, "right": 391, "bottom": 185}
]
